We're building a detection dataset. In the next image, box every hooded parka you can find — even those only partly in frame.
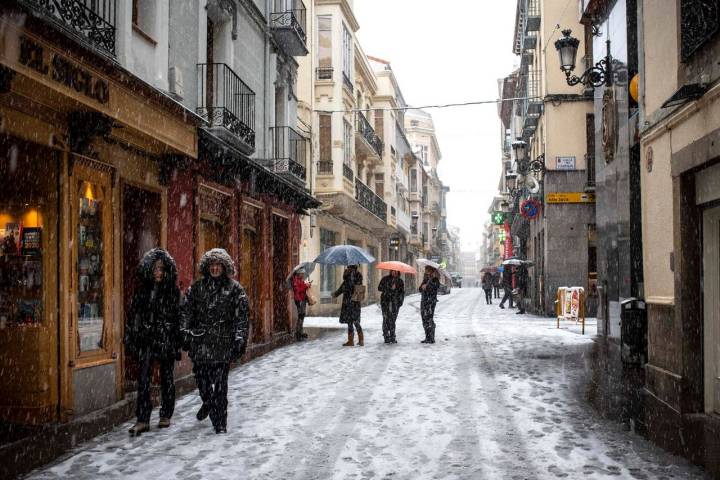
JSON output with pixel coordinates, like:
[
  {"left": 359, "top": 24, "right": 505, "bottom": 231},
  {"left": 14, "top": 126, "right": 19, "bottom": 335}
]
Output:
[
  {"left": 182, "top": 249, "right": 250, "bottom": 363},
  {"left": 124, "top": 248, "right": 182, "bottom": 359}
]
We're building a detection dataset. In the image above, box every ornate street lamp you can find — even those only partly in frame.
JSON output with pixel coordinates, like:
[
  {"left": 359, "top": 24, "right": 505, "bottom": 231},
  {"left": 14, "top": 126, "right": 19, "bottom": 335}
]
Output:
[
  {"left": 511, "top": 140, "right": 527, "bottom": 164},
  {"left": 554, "top": 29, "right": 613, "bottom": 88}
]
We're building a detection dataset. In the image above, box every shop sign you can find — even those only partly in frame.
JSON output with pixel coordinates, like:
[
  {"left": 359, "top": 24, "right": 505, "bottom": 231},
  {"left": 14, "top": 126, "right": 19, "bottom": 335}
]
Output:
[
  {"left": 556, "top": 156, "right": 576, "bottom": 170},
  {"left": 17, "top": 36, "right": 109, "bottom": 105},
  {"left": 546, "top": 192, "right": 596, "bottom": 204}
]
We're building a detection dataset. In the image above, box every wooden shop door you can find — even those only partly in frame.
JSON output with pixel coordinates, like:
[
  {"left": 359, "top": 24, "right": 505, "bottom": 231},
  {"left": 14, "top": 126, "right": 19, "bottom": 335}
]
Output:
[
  {"left": 121, "top": 184, "right": 162, "bottom": 392},
  {"left": 272, "top": 214, "right": 289, "bottom": 333}
]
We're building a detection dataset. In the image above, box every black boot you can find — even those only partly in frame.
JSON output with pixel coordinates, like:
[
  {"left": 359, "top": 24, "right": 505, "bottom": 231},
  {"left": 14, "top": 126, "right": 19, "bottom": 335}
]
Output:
[
  {"left": 428, "top": 327, "right": 436, "bottom": 344},
  {"left": 420, "top": 327, "right": 430, "bottom": 343},
  {"left": 196, "top": 403, "right": 209, "bottom": 421}
]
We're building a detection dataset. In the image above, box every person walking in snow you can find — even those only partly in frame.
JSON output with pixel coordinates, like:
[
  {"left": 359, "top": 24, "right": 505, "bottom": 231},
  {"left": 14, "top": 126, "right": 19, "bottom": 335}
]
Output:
[
  {"left": 515, "top": 265, "right": 528, "bottom": 314},
  {"left": 182, "top": 248, "right": 249, "bottom": 434},
  {"left": 498, "top": 267, "right": 514, "bottom": 309},
  {"left": 291, "top": 269, "right": 312, "bottom": 341},
  {"left": 419, "top": 266, "right": 440, "bottom": 344},
  {"left": 493, "top": 272, "right": 502, "bottom": 299},
  {"left": 378, "top": 270, "right": 405, "bottom": 344},
  {"left": 333, "top": 265, "right": 364, "bottom": 347},
  {"left": 124, "top": 248, "right": 182, "bottom": 436},
  {"left": 481, "top": 271, "right": 494, "bottom": 305}
]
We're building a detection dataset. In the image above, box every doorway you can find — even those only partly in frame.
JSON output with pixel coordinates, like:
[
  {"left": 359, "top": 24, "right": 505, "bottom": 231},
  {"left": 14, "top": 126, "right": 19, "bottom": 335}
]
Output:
[
  {"left": 241, "top": 203, "right": 263, "bottom": 343},
  {"left": 122, "top": 184, "right": 162, "bottom": 392},
  {"left": 704, "top": 204, "right": 720, "bottom": 413},
  {"left": 272, "top": 214, "right": 289, "bottom": 333}
]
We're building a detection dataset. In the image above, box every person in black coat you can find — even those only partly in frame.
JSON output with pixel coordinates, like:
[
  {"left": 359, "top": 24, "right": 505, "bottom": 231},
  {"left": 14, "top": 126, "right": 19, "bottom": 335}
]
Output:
[
  {"left": 333, "top": 265, "right": 364, "bottom": 347},
  {"left": 182, "top": 248, "right": 249, "bottom": 434},
  {"left": 515, "top": 265, "right": 528, "bottom": 314},
  {"left": 124, "top": 248, "right": 182, "bottom": 436},
  {"left": 493, "top": 272, "right": 502, "bottom": 299},
  {"left": 481, "top": 272, "right": 494, "bottom": 305},
  {"left": 499, "top": 267, "right": 515, "bottom": 309},
  {"left": 419, "top": 266, "right": 440, "bottom": 344},
  {"left": 378, "top": 271, "right": 405, "bottom": 344}
]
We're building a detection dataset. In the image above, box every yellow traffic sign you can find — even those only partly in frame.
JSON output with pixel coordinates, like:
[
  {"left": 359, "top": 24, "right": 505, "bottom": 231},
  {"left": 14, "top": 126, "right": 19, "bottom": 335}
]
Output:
[{"left": 545, "top": 192, "right": 596, "bottom": 204}]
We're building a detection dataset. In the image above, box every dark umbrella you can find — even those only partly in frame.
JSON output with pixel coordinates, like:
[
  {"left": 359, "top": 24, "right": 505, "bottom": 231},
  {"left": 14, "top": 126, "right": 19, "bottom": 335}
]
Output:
[
  {"left": 313, "top": 245, "right": 375, "bottom": 265},
  {"left": 286, "top": 262, "right": 316, "bottom": 289}
]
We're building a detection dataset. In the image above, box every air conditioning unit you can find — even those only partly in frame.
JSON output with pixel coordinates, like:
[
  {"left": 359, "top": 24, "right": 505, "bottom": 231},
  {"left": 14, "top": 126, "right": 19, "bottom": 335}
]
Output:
[{"left": 168, "top": 66, "right": 184, "bottom": 100}]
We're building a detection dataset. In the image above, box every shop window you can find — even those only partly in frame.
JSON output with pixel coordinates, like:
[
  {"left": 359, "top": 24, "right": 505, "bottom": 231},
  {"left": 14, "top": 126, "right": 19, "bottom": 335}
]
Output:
[{"left": 77, "top": 180, "right": 107, "bottom": 352}]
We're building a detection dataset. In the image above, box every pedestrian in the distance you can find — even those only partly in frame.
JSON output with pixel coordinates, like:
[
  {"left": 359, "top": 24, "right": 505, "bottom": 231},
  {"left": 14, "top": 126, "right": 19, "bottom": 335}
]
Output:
[
  {"left": 378, "top": 270, "right": 405, "bottom": 344},
  {"left": 124, "top": 248, "right": 182, "bottom": 436},
  {"left": 291, "top": 268, "right": 312, "bottom": 341},
  {"left": 419, "top": 266, "right": 440, "bottom": 344},
  {"left": 493, "top": 272, "right": 502, "bottom": 299},
  {"left": 182, "top": 248, "right": 249, "bottom": 434},
  {"left": 515, "top": 265, "right": 528, "bottom": 314},
  {"left": 333, "top": 264, "right": 364, "bottom": 347},
  {"left": 498, "top": 267, "right": 514, "bottom": 309},
  {"left": 481, "top": 271, "right": 494, "bottom": 305}
]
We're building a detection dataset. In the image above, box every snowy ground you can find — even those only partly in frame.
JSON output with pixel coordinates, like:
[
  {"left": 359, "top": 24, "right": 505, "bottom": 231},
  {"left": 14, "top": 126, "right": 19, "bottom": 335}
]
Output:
[{"left": 26, "top": 288, "right": 707, "bottom": 480}]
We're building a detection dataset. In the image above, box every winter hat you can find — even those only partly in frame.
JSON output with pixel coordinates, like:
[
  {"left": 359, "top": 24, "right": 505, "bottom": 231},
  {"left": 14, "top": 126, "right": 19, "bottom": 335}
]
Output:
[{"left": 199, "top": 248, "right": 236, "bottom": 277}]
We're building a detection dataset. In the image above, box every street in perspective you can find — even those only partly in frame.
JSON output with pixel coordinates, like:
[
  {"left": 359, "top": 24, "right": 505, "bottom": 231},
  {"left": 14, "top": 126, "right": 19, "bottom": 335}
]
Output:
[{"left": 0, "top": 0, "right": 719, "bottom": 479}]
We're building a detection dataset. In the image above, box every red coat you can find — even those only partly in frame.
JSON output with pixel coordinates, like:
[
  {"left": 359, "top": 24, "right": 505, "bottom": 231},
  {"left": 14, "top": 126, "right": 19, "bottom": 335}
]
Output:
[{"left": 292, "top": 276, "right": 310, "bottom": 302}]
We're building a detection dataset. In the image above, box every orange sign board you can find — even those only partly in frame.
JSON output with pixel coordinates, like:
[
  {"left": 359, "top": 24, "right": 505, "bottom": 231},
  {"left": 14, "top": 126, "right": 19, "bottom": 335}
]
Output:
[{"left": 546, "top": 192, "right": 596, "bottom": 204}]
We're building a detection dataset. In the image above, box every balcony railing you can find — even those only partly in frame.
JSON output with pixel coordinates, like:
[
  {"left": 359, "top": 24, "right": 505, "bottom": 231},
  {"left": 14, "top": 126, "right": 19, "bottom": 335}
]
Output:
[
  {"left": 342, "top": 71, "right": 353, "bottom": 92},
  {"left": 19, "top": 0, "right": 117, "bottom": 56},
  {"left": 197, "top": 63, "right": 256, "bottom": 152},
  {"left": 318, "top": 161, "right": 333, "bottom": 175},
  {"left": 524, "top": 0, "right": 540, "bottom": 32},
  {"left": 266, "top": 126, "right": 307, "bottom": 183},
  {"left": 343, "top": 163, "right": 354, "bottom": 181},
  {"left": 356, "top": 112, "right": 383, "bottom": 157},
  {"left": 681, "top": 0, "right": 720, "bottom": 60},
  {"left": 316, "top": 67, "right": 333, "bottom": 80},
  {"left": 356, "top": 179, "right": 387, "bottom": 222},
  {"left": 270, "top": 0, "right": 308, "bottom": 56}
]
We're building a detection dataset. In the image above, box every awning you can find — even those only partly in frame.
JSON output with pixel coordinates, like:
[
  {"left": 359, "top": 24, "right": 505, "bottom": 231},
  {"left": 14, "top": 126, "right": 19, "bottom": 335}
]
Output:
[{"left": 199, "top": 129, "right": 321, "bottom": 214}]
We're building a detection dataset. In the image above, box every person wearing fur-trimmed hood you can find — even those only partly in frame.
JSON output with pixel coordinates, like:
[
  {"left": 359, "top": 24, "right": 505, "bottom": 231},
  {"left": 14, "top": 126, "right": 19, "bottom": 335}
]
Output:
[
  {"left": 124, "top": 248, "right": 182, "bottom": 436},
  {"left": 182, "top": 248, "right": 249, "bottom": 434}
]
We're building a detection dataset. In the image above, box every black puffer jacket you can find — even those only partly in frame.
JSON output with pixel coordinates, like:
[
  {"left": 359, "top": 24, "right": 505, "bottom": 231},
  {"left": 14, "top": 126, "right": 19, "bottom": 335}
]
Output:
[
  {"left": 124, "top": 249, "right": 182, "bottom": 359},
  {"left": 420, "top": 275, "right": 440, "bottom": 308},
  {"left": 182, "top": 249, "right": 250, "bottom": 363},
  {"left": 378, "top": 274, "right": 405, "bottom": 309},
  {"left": 334, "top": 268, "right": 363, "bottom": 324}
]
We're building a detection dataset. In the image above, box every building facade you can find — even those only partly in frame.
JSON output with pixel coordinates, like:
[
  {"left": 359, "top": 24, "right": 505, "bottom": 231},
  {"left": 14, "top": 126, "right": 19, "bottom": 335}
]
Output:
[
  {"left": 506, "top": 0, "right": 596, "bottom": 316},
  {"left": 0, "top": 0, "right": 317, "bottom": 464}
]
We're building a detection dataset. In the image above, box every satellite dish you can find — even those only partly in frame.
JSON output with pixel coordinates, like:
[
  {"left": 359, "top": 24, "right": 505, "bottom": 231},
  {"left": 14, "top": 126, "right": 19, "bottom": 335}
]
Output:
[{"left": 526, "top": 175, "right": 540, "bottom": 194}]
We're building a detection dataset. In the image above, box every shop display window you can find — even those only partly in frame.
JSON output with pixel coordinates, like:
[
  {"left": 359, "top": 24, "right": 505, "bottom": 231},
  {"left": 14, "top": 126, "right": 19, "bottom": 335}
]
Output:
[
  {"left": 77, "top": 181, "right": 106, "bottom": 352},
  {"left": 0, "top": 206, "right": 44, "bottom": 329}
]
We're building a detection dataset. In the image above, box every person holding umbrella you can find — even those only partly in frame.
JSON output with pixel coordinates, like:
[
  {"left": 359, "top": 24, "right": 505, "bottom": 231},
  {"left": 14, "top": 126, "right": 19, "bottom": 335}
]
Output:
[
  {"left": 333, "top": 265, "right": 364, "bottom": 346},
  {"left": 499, "top": 266, "right": 514, "bottom": 309},
  {"left": 419, "top": 265, "right": 440, "bottom": 344},
  {"left": 481, "top": 271, "right": 494, "bottom": 305},
  {"left": 378, "top": 270, "right": 405, "bottom": 343},
  {"left": 291, "top": 268, "right": 312, "bottom": 341}
]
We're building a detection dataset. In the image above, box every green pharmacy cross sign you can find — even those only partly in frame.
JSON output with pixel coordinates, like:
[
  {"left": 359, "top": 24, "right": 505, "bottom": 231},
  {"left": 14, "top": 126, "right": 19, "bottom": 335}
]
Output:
[{"left": 491, "top": 211, "right": 506, "bottom": 225}]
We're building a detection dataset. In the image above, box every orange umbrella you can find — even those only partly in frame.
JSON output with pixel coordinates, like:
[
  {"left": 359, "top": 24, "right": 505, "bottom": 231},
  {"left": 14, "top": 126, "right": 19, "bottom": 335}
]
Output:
[{"left": 376, "top": 261, "right": 416, "bottom": 275}]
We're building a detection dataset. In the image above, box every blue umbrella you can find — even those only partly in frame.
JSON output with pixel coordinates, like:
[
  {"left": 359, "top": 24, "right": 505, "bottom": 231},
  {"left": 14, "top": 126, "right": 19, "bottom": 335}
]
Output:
[{"left": 313, "top": 245, "right": 375, "bottom": 265}]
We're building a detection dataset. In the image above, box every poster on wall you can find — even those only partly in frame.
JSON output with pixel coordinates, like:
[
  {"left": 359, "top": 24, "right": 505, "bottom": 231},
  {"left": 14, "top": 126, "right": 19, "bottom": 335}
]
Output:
[
  {"left": 21, "top": 227, "right": 42, "bottom": 256},
  {"left": 1, "top": 223, "right": 20, "bottom": 255}
]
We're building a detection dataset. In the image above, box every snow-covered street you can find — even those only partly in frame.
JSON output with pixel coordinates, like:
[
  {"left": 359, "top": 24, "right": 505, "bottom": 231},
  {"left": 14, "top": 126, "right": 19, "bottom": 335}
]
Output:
[{"left": 26, "top": 288, "right": 707, "bottom": 480}]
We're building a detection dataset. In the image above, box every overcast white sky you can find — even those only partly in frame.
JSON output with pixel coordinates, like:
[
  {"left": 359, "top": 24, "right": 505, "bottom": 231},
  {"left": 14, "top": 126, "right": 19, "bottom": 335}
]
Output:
[{"left": 354, "top": 0, "right": 518, "bottom": 251}]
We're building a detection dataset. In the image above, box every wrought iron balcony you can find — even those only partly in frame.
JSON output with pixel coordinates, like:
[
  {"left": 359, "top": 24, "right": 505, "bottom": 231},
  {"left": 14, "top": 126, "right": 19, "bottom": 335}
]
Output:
[
  {"left": 356, "top": 112, "right": 383, "bottom": 158},
  {"left": 265, "top": 126, "right": 307, "bottom": 185},
  {"left": 269, "top": 0, "right": 308, "bottom": 57},
  {"left": 681, "top": 0, "right": 720, "bottom": 60},
  {"left": 524, "top": 0, "right": 540, "bottom": 33},
  {"left": 343, "top": 163, "right": 354, "bottom": 181},
  {"left": 316, "top": 67, "right": 333, "bottom": 80},
  {"left": 18, "top": 0, "right": 117, "bottom": 57},
  {"left": 355, "top": 178, "right": 387, "bottom": 222},
  {"left": 197, "top": 63, "right": 256, "bottom": 153},
  {"left": 342, "top": 71, "right": 353, "bottom": 92},
  {"left": 318, "top": 160, "right": 333, "bottom": 175}
]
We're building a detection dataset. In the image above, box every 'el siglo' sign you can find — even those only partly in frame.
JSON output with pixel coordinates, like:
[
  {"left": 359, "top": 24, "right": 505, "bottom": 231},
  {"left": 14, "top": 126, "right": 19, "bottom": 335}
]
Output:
[{"left": 18, "top": 36, "right": 109, "bottom": 105}]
